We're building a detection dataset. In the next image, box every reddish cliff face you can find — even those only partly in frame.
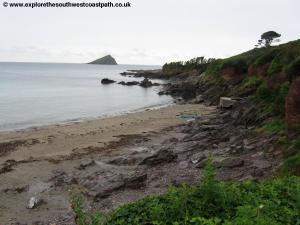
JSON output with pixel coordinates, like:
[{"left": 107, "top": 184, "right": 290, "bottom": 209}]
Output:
[
  {"left": 267, "top": 72, "right": 289, "bottom": 89},
  {"left": 286, "top": 76, "right": 300, "bottom": 137},
  {"left": 248, "top": 64, "right": 288, "bottom": 89},
  {"left": 248, "top": 64, "right": 270, "bottom": 78},
  {"left": 221, "top": 68, "right": 245, "bottom": 85}
]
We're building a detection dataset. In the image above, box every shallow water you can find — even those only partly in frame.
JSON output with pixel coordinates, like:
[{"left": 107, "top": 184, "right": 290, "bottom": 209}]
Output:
[{"left": 0, "top": 62, "right": 172, "bottom": 131}]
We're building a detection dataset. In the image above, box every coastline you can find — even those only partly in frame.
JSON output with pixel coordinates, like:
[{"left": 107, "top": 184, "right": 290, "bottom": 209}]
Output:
[
  {"left": 0, "top": 103, "right": 215, "bottom": 224},
  {"left": 0, "top": 100, "right": 174, "bottom": 134}
]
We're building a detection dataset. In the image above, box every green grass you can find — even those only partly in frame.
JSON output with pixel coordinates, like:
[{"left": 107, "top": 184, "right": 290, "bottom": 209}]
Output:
[
  {"left": 257, "top": 119, "right": 287, "bottom": 135},
  {"left": 72, "top": 158, "right": 300, "bottom": 225},
  {"left": 241, "top": 76, "right": 262, "bottom": 89},
  {"left": 281, "top": 153, "right": 300, "bottom": 176},
  {"left": 285, "top": 56, "right": 300, "bottom": 78},
  {"left": 253, "top": 81, "right": 290, "bottom": 118}
]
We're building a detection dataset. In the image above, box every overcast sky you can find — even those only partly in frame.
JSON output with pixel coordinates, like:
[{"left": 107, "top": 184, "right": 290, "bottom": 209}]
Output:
[{"left": 0, "top": 0, "right": 299, "bottom": 65}]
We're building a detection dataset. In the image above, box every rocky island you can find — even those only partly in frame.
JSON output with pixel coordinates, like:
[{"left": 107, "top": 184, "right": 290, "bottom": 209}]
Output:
[{"left": 88, "top": 55, "right": 118, "bottom": 65}]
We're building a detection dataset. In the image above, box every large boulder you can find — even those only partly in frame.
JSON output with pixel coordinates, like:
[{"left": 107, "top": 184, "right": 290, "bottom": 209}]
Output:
[
  {"left": 139, "top": 78, "right": 153, "bottom": 88},
  {"left": 286, "top": 77, "right": 300, "bottom": 137},
  {"left": 139, "top": 148, "right": 177, "bottom": 166},
  {"left": 101, "top": 78, "right": 116, "bottom": 84},
  {"left": 88, "top": 171, "right": 147, "bottom": 199},
  {"left": 214, "top": 157, "right": 244, "bottom": 168}
]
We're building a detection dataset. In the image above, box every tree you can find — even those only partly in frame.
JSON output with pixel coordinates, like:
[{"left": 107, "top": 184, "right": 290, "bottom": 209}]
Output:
[{"left": 256, "top": 31, "right": 281, "bottom": 48}]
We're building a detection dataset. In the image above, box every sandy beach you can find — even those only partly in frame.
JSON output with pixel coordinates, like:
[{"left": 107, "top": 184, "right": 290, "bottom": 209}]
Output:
[{"left": 0, "top": 104, "right": 215, "bottom": 224}]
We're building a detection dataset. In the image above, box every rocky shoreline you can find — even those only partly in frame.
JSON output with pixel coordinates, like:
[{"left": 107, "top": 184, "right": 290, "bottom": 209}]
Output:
[{"left": 0, "top": 67, "right": 290, "bottom": 224}]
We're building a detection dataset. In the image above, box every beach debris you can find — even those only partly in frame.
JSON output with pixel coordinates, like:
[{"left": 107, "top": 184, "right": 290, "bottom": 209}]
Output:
[
  {"left": 177, "top": 113, "right": 198, "bottom": 122},
  {"left": 219, "top": 97, "right": 237, "bottom": 108}
]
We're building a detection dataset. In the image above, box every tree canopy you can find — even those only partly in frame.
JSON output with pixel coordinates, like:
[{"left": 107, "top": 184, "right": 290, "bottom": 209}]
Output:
[{"left": 255, "top": 31, "right": 281, "bottom": 48}]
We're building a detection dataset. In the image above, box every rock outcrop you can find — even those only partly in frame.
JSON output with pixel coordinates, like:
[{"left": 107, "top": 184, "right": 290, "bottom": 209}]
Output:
[
  {"left": 139, "top": 148, "right": 177, "bottom": 166},
  {"left": 139, "top": 78, "right": 153, "bottom": 88},
  {"left": 118, "top": 81, "right": 139, "bottom": 86}
]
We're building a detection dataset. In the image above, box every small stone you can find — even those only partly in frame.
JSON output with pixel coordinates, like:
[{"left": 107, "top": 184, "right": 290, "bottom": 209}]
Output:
[
  {"left": 195, "top": 159, "right": 208, "bottom": 169},
  {"left": 190, "top": 152, "right": 206, "bottom": 164},
  {"left": 179, "top": 161, "right": 189, "bottom": 169},
  {"left": 77, "top": 160, "right": 95, "bottom": 170},
  {"left": 27, "top": 197, "right": 44, "bottom": 209}
]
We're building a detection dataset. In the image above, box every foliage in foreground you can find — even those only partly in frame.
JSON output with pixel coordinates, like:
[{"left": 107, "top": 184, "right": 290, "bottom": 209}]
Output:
[{"left": 72, "top": 159, "right": 300, "bottom": 225}]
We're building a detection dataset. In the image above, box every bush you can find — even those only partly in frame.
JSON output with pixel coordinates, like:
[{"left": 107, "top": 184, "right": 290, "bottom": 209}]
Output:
[
  {"left": 255, "top": 82, "right": 275, "bottom": 102},
  {"left": 241, "top": 76, "right": 262, "bottom": 89},
  {"left": 267, "top": 56, "right": 283, "bottom": 75},
  {"left": 275, "top": 81, "right": 290, "bottom": 116},
  {"left": 285, "top": 56, "right": 300, "bottom": 78},
  {"left": 281, "top": 153, "right": 300, "bottom": 176},
  {"left": 162, "top": 57, "right": 216, "bottom": 74},
  {"left": 72, "top": 159, "right": 300, "bottom": 225},
  {"left": 258, "top": 119, "right": 287, "bottom": 135},
  {"left": 220, "top": 58, "right": 248, "bottom": 73},
  {"left": 254, "top": 49, "right": 279, "bottom": 67},
  {"left": 162, "top": 61, "right": 184, "bottom": 73}
]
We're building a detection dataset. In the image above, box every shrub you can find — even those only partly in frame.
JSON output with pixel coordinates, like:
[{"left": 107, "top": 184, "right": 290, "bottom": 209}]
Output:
[
  {"left": 258, "top": 119, "right": 287, "bottom": 135},
  {"left": 220, "top": 58, "right": 248, "bottom": 73},
  {"left": 255, "top": 82, "right": 275, "bottom": 102},
  {"left": 285, "top": 56, "right": 300, "bottom": 78},
  {"left": 162, "top": 61, "right": 184, "bottom": 73},
  {"left": 267, "top": 56, "right": 283, "bottom": 75},
  {"left": 281, "top": 153, "right": 300, "bottom": 176},
  {"left": 162, "top": 57, "right": 216, "bottom": 74},
  {"left": 241, "top": 76, "right": 262, "bottom": 89},
  {"left": 205, "top": 59, "right": 223, "bottom": 76},
  {"left": 71, "top": 194, "right": 105, "bottom": 225},
  {"left": 275, "top": 81, "right": 290, "bottom": 116},
  {"left": 254, "top": 49, "right": 279, "bottom": 67}
]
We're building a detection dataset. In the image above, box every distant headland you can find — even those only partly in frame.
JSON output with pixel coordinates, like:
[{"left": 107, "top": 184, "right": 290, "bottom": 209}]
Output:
[{"left": 88, "top": 55, "right": 118, "bottom": 65}]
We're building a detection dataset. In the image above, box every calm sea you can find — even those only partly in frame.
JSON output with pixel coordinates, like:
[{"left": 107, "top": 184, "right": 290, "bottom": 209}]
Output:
[{"left": 0, "top": 62, "right": 173, "bottom": 131}]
